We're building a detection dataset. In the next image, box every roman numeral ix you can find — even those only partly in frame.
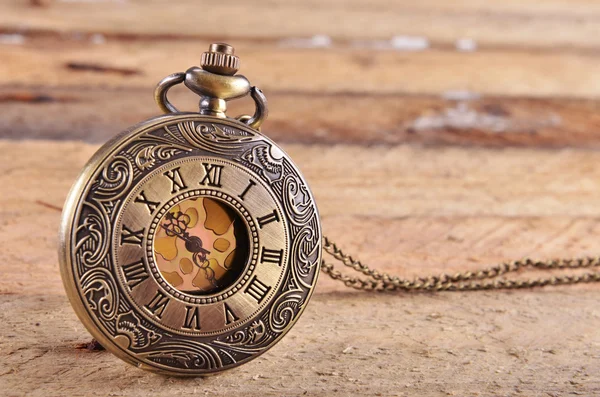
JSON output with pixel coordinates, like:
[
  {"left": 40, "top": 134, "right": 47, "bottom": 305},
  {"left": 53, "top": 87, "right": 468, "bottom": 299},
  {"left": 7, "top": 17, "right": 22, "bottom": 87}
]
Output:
[
  {"left": 199, "top": 163, "right": 224, "bottom": 188},
  {"left": 120, "top": 225, "right": 145, "bottom": 246}
]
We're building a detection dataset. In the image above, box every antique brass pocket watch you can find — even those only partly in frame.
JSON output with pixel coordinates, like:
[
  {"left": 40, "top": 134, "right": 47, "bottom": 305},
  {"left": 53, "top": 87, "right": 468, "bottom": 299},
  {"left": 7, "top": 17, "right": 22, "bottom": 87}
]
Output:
[
  {"left": 60, "top": 43, "right": 600, "bottom": 377},
  {"left": 59, "top": 43, "right": 322, "bottom": 376}
]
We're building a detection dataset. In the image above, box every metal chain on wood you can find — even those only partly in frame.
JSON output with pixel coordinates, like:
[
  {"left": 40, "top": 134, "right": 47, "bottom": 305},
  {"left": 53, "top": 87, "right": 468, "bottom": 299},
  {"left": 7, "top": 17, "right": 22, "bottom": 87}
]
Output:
[{"left": 321, "top": 236, "right": 600, "bottom": 291}]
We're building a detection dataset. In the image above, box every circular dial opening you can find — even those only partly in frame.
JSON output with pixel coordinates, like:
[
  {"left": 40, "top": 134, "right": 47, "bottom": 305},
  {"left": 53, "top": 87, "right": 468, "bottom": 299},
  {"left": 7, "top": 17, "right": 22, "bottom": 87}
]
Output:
[{"left": 153, "top": 197, "right": 249, "bottom": 295}]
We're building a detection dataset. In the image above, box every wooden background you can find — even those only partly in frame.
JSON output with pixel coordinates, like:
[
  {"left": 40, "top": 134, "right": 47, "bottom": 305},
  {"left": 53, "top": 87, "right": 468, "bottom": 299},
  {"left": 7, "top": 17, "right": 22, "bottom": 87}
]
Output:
[{"left": 2, "top": 1, "right": 600, "bottom": 396}]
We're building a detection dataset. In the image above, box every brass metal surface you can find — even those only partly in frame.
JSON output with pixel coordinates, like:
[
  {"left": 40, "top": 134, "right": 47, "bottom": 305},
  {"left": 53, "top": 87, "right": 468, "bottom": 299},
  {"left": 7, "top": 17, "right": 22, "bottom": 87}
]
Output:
[
  {"left": 60, "top": 44, "right": 321, "bottom": 376},
  {"left": 201, "top": 43, "right": 240, "bottom": 76},
  {"left": 184, "top": 67, "right": 250, "bottom": 103},
  {"left": 154, "top": 43, "right": 264, "bottom": 123},
  {"left": 321, "top": 237, "right": 600, "bottom": 291}
]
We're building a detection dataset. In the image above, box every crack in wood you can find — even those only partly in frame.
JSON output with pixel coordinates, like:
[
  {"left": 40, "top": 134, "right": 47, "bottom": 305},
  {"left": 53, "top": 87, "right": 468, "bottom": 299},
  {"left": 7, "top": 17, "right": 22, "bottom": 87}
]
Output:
[{"left": 65, "top": 62, "right": 141, "bottom": 76}]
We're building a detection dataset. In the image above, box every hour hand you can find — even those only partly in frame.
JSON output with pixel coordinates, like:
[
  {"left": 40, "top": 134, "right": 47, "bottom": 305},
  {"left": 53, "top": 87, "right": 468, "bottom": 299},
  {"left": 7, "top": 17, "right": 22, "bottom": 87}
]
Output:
[
  {"left": 160, "top": 223, "right": 210, "bottom": 255},
  {"left": 184, "top": 236, "right": 210, "bottom": 255}
]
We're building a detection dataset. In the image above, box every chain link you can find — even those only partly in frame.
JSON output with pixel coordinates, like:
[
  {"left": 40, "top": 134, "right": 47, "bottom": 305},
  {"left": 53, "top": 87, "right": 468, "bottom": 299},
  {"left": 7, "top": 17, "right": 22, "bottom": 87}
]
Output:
[{"left": 321, "top": 236, "right": 600, "bottom": 292}]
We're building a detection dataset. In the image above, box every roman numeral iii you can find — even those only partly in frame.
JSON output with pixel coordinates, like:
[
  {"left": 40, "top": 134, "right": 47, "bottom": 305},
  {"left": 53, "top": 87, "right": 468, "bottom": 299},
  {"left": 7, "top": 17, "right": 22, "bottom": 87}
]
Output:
[
  {"left": 199, "top": 163, "right": 224, "bottom": 188},
  {"left": 122, "top": 258, "right": 148, "bottom": 290},
  {"left": 260, "top": 247, "right": 284, "bottom": 266},
  {"left": 244, "top": 276, "right": 271, "bottom": 304},
  {"left": 164, "top": 167, "right": 187, "bottom": 193},
  {"left": 120, "top": 225, "right": 145, "bottom": 246}
]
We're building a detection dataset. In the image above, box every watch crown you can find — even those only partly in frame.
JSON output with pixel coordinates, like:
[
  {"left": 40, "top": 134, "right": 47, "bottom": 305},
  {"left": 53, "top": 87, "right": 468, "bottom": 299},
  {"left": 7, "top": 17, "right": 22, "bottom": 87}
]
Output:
[{"left": 201, "top": 43, "right": 240, "bottom": 76}]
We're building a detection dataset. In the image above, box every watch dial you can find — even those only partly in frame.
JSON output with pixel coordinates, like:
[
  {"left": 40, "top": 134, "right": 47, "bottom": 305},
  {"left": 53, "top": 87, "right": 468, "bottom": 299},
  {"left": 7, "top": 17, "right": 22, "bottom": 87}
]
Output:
[
  {"left": 60, "top": 115, "right": 322, "bottom": 375},
  {"left": 153, "top": 197, "right": 249, "bottom": 294}
]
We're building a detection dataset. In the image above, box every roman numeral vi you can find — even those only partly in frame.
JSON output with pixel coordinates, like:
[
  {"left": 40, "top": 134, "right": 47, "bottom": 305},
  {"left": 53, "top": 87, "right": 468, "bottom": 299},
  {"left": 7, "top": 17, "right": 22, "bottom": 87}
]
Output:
[{"left": 182, "top": 306, "right": 201, "bottom": 331}]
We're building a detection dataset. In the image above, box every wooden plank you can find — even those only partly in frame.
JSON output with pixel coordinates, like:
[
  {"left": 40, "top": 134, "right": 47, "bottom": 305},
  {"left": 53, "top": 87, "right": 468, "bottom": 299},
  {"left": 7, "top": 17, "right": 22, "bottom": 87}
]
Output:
[
  {"left": 3, "top": 140, "right": 600, "bottom": 293},
  {"left": 3, "top": 291, "right": 600, "bottom": 396},
  {"left": 3, "top": 87, "right": 600, "bottom": 148},
  {"left": 2, "top": 0, "right": 600, "bottom": 49},
  {"left": 3, "top": 2, "right": 600, "bottom": 148},
  {"left": 1, "top": 140, "right": 599, "bottom": 396},
  {"left": 3, "top": 40, "right": 600, "bottom": 97},
  {"left": 3, "top": 1, "right": 600, "bottom": 394}
]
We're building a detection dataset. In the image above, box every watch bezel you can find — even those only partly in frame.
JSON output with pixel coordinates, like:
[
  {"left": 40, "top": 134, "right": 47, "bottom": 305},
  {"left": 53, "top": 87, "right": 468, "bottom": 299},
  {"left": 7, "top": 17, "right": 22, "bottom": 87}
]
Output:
[{"left": 59, "top": 113, "right": 322, "bottom": 375}]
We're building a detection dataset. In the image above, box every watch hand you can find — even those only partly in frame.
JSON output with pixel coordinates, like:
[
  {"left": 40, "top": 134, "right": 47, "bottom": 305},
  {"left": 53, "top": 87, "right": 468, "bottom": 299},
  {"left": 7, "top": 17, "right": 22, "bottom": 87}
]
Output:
[
  {"left": 160, "top": 223, "right": 192, "bottom": 242},
  {"left": 193, "top": 252, "right": 218, "bottom": 287},
  {"left": 160, "top": 223, "right": 211, "bottom": 255}
]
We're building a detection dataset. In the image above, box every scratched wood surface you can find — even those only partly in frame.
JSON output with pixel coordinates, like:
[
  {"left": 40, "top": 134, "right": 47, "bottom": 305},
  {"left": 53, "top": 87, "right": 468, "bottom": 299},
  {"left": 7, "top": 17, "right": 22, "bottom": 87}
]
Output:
[{"left": 1, "top": 1, "right": 600, "bottom": 396}]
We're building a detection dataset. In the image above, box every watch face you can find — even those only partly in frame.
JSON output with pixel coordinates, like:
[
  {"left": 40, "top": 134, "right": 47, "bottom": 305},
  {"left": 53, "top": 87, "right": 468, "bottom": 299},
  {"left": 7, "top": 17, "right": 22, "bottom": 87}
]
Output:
[
  {"left": 153, "top": 196, "right": 249, "bottom": 295},
  {"left": 59, "top": 114, "right": 321, "bottom": 375}
]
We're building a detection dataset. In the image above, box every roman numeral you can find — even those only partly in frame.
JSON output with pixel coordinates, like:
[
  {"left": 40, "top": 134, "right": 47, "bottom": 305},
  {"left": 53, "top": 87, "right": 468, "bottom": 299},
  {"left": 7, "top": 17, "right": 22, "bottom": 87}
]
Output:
[
  {"left": 260, "top": 247, "right": 284, "bottom": 266},
  {"left": 256, "top": 210, "right": 280, "bottom": 229},
  {"left": 164, "top": 167, "right": 187, "bottom": 193},
  {"left": 224, "top": 303, "right": 239, "bottom": 325},
  {"left": 199, "top": 163, "right": 224, "bottom": 188},
  {"left": 244, "top": 276, "right": 271, "bottom": 304},
  {"left": 120, "top": 225, "right": 145, "bottom": 246},
  {"left": 182, "top": 306, "right": 201, "bottom": 331},
  {"left": 122, "top": 258, "right": 148, "bottom": 290},
  {"left": 238, "top": 180, "right": 256, "bottom": 200},
  {"left": 144, "top": 290, "right": 170, "bottom": 319},
  {"left": 134, "top": 190, "right": 160, "bottom": 214}
]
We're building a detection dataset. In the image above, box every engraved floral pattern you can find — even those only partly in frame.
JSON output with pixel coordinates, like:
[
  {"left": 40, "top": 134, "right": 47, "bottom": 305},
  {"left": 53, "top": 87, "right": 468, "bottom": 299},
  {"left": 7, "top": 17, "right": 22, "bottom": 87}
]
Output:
[{"left": 67, "top": 116, "right": 321, "bottom": 373}]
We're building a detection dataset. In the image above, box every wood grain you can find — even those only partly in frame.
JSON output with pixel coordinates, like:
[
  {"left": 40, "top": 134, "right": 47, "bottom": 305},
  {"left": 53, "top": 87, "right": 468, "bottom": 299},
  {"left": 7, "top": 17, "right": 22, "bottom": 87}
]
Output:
[
  {"left": 3, "top": 86, "right": 600, "bottom": 148},
  {"left": 3, "top": 40, "right": 600, "bottom": 97},
  {"left": 1, "top": 141, "right": 599, "bottom": 396},
  {"left": 2, "top": 0, "right": 600, "bottom": 395},
  {"left": 2, "top": 0, "right": 600, "bottom": 147},
  {"left": 2, "top": 0, "right": 600, "bottom": 48}
]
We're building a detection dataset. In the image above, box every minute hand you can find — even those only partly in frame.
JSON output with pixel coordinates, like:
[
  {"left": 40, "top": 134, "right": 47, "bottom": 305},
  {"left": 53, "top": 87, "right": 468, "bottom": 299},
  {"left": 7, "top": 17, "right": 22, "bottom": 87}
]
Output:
[{"left": 160, "top": 223, "right": 192, "bottom": 242}]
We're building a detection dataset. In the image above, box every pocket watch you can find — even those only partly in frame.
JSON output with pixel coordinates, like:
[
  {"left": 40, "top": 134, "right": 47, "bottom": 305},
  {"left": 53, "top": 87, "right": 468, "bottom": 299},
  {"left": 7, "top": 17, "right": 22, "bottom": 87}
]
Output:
[
  {"left": 59, "top": 43, "right": 322, "bottom": 376},
  {"left": 60, "top": 42, "right": 600, "bottom": 377}
]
